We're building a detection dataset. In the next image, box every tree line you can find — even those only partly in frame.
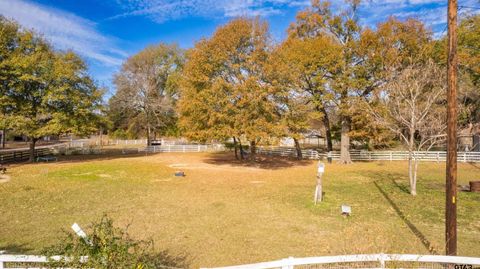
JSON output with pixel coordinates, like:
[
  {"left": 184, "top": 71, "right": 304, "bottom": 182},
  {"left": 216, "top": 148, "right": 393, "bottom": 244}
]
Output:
[
  {"left": 1, "top": 0, "right": 479, "bottom": 194},
  {"left": 110, "top": 1, "right": 479, "bottom": 166}
]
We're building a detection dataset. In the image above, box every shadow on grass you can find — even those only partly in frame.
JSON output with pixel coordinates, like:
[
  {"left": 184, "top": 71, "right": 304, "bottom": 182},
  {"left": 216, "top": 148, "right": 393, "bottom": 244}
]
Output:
[
  {"left": 5, "top": 149, "right": 159, "bottom": 167},
  {"left": 0, "top": 243, "right": 32, "bottom": 254},
  {"left": 8, "top": 150, "right": 314, "bottom": 170},
  {"left": 467, "top": 162, "right": 480, "bottom": 171},
  {"left": 204, "top": 152, "right": 314, "bottom": 170},
  {"left": 373, "top": 180, "right": 438, "bottom": 254},
  {"left": 363, "top": 171, "right": 411, "bottom": 194}
]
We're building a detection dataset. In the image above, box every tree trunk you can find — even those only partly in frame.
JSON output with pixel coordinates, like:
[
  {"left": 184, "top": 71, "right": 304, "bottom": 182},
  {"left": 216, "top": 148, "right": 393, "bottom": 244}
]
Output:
[
  {"left": 233, "top": 137, "right": 239, "bottom": 160},
  {"left": 146, "top": 123, "right": 151, "bottom": 146},
  {"left": 408, "top": 150, "right": 414, "bottom": 193},
  {"left": 320, "top": 106, "right": 333, "bottom": 152},
  {"left": 1, "top": 129, "right": 5, "bottom": 149},
  {"left": 29, "top": 138, "right": 38, "bottom": 162},
  {"left": 293, "top": 138, "right": 302, "bottom": 160},
  {"left": 408, "top": 128, "right": 416, "bottom": 195},
  {"left": 411, "top": 158, "right": 419, "bottom": 196},
  {"left": 339, "top": 116, "right": 352, "bottom": 164},
  {"left": 239, "top": 142, "right": 245, "bottom": 160},
  {"left": 250, "top": 140, "right": 256, "bottom": 157}
]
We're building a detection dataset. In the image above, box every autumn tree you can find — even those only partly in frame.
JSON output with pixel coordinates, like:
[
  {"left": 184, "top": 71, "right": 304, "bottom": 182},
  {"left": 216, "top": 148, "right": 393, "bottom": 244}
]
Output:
[
  {"left": 267, "top": 34, "right": 341, "bottom": 153},
  {"left": 0, "top": 16, "right": 19, "bottom": 146},
  {"left": 110, "top": 44, "right": 183, "bottom": 145},
  {"left": 0, "top": 17, "right": 103, "bottom": 161},
  {"left": 290, "top": 1, "right": 434, "bottom": 162},
  {"left": 289, "top": 0, "right": 368, "bottom": 163},
  {"left": 178, "top": 18, "right": 280, "bottom": 159},
  {"left": 265, "top": 49, "right": 312, "bottom": 159},
  {"left": 370, "top": 61, "right": 446, "bottom": 195},
  {"left": 434, "top": 14, "right": 480, "bottom": 126}
]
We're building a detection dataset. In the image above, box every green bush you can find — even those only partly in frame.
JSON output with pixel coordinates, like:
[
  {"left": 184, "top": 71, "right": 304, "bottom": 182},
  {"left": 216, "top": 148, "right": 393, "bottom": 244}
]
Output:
[
  {"left": 43, "top": 215, "right": 188, "bottom": 269},
  {"left": 224, "top": 142, "right": 235, "bottom": 150},
  {"left": 111, "top": 129, "right": 129, "bottom": 140},
  {"left": 224, "top": 142, "right": 250, "bottom": 151}
]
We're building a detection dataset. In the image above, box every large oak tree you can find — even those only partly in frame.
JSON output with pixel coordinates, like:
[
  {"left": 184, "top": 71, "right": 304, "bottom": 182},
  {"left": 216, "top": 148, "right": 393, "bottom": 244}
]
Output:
[
  {"left": 290, "top": 0, "right": 433, "bottom": 163},
  {"left": 0, "top": 17, "right": 103, "bottom": 161},
  {"left": 178, "top": 18, "right": 280, "bottom": 159},
  {"left": 110, "top": 44, "right": 183, "bottom": 144}
]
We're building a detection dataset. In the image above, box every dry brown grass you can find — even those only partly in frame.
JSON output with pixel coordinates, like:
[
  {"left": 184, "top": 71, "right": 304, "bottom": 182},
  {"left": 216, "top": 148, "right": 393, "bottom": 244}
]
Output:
[{"left": 0, "top": 152, "right": 479, "bottom": 267}]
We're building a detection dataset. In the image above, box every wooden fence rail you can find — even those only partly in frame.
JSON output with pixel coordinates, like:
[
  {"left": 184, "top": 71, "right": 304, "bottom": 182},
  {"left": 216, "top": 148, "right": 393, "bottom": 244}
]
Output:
[
  {"left": 0, "top": 148, "right": 53, "bottom": 164},
  {"left": 257, "top": 147, "right": 319, "bottom": 160},
  {"left": 2, "top": 253, "right": 479, "bottom": 269},
  {"left": 325, "top": 150, "right": 480, "bottom": 163},
  {"left": 143, "top": 144, "right": 225, "bottom": 153},
  {"left": 0, "top": 254, "right": 87, "bottom": 269},
  {"left": 201, "top": 253, "right": 480, "bottom": 269},
  {"left": 256, "top": 147, "right": 480, "bottom": 162}
]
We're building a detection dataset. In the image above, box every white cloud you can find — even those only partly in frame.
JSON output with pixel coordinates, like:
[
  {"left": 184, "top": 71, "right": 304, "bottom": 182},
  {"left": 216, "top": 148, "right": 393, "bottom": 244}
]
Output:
[
  {"left": 0, "top": 0, "right": 126, "bottom": 66},
  {"left": 110, "top": 0, "right": 311, "bottom": 22},
  {"left": 358, "top": 0, "right": 479, "bottom": 36}
]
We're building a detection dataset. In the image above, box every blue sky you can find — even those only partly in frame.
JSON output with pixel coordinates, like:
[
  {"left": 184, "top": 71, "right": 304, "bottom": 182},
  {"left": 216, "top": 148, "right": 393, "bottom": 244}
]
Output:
[{"left": 0, "top": 0, "right": 478, "bottom": 97}]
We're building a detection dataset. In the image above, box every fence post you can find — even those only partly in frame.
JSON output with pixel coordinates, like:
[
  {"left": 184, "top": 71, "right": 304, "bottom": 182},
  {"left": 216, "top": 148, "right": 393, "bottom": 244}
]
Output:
[
  {"left": 379, "top": 253, "right": 386, "bottom": 269},
  {"left": 198, "top": 145, "right": 200, "bottom": 152},
  {"left": 183, "top": 145, "right": 186, "bottom": 152},
  {"left": 281, "top": 257, "right": 294, "bottom": 269},
  {"left": 437, "top": 152, "right": 440, "bottom": 163},
  {"left": 463, "top": 152, "right": 467, "bottom": 163},
  {"left": 389, "top": 152, "right": 392, "bottom": 161}
]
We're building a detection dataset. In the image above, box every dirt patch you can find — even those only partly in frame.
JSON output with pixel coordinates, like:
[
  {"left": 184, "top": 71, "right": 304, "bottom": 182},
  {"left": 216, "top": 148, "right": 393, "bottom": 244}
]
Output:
[
  {"left": 0, "top": 174, "right": 11, "bottom": 183},
  {"left": 168, "top": 161, "right": 259, "bottom": 172},
  {"left": 168, "top": 163, "right": 189, "bottom": 168},
  {"left": 72, "top": 172, "right": 92, "bottom": 176}
]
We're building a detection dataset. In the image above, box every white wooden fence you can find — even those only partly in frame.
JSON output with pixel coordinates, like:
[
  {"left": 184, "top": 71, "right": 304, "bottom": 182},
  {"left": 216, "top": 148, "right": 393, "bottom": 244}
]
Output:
[
  {"left": 257, "top": 147, "right": 320, "bottom": 160},
  {"left": 201, "top": 254, "right": 480, "bottom": 269},
  {"left": 2, "top": 253, "right": 479, "bottom": 269},
  {"left": 325, "top": 150, "right": 480, "bottom": 163},
  {"left": 143, "top": 144, "right": 225, "bottom": 153},
  {"left": 0, "top": 254, "right": 87, "bottom": 269},
  {"left": 255, "top": 147, "right": 480, "bottom": 162}
]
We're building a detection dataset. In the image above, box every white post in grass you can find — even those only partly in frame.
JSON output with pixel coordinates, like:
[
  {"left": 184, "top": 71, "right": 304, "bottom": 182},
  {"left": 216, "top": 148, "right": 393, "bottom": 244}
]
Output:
[
  {"left": 71, "top": 223, "right": 91, "bottom": 245},
  {"left": 315, "top": 162, "right": 325, "bottom": 204}
]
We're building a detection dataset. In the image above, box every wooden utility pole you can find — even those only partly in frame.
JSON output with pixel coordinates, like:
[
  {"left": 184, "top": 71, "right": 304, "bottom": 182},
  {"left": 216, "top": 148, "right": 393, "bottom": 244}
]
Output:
[{"left": 446, "top": 0, "right": 458, "bottom": 256}]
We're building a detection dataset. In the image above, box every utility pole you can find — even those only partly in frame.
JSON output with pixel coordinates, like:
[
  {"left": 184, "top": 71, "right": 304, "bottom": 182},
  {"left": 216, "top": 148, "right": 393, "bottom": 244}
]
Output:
[{"left": 446, "top": 0, "right": 458, "bottom": 256}]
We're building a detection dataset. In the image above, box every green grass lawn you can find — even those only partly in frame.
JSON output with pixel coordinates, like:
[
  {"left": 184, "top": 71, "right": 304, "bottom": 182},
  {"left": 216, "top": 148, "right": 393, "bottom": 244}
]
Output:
[{"left": 0, "top": 152, "right": 479, "bottom": 267}]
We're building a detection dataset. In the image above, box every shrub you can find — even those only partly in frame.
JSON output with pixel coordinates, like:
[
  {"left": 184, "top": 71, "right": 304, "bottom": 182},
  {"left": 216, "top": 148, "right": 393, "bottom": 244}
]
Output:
[{"left": 43, "top": 215, "right": 188, "bottom": 269}]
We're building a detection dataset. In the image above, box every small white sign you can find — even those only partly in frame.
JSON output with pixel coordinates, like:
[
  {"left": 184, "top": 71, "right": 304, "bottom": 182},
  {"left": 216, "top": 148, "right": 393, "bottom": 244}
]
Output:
[
  {"left": 317, "top": 162, "right": 325, "bottom": 174},
  {"left": 341, "top": 205, "right": 351, "bottom": 215}
]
